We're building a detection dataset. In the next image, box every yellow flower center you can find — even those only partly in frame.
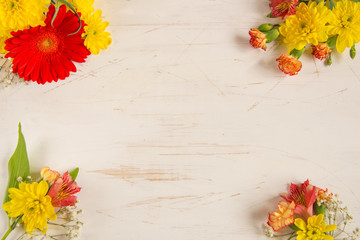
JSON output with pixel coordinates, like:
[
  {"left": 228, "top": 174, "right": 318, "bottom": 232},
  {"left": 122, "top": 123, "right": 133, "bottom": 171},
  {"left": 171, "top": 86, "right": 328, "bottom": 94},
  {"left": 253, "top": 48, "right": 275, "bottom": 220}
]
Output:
[
  {"left": 306, "top": 226, "right": 323, "bottom": 239},
  {"left": 7, "top": 0, "right": 20, "bottom": 11}
]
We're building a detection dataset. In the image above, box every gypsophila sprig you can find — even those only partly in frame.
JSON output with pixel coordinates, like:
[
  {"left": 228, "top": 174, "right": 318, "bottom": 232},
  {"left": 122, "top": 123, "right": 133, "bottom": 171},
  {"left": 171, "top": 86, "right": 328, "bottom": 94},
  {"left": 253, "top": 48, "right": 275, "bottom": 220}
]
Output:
[
  {"left": 264, "top": 180, "right": 359, "bottom": 240},
  {"left": 249, "top": 0, "right": 360, "bottom": 76},
  {"left": 1, "top": 124, "right": 82, "bottom": 240},
  {"left": 0, "top": 0, "right": 111, "bottom": 85}
]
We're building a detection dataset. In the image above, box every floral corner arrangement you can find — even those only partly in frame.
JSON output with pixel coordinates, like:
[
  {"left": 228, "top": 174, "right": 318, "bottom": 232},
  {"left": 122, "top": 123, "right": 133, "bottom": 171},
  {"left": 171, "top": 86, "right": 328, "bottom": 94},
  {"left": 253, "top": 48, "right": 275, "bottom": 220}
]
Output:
[
  {"left": 249, "top": 0, "right": 360, "bottom": 76},
  {"left": 0, "top": 0, "right": 112, "bottom": 85},
  {"left": 1, "top": 124, "right": 82, "bottom": 240},
  {"left": 264, "top": 180, "right": 360, "bottom": 240}
]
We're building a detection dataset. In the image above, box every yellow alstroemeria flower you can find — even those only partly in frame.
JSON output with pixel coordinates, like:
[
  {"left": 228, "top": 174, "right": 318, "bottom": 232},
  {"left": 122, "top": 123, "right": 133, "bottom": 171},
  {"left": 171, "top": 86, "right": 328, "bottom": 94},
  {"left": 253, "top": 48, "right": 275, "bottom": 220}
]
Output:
[
  {"left": 2, "top": 181, "right": 57, "bottom": 234},
  {"left": 294, "top": 214, "right": 337, "bottom": 240}
]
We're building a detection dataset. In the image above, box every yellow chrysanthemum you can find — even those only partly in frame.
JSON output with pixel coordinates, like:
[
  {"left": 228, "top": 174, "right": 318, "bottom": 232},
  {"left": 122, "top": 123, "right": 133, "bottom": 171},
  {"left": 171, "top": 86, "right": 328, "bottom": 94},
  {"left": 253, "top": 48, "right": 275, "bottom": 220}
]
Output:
[
  {"left": 294, "top": 214, "right": 337, "bottom": 240},
  {"left": 279, "top": 1, "right": 331, "bottom": 50},
  {"left": 327, "top": 0, "right": 360, "bottom": 53},
  {"left": 0, "top": 0, "right": 50, "bottom": 31},
  {"left": 2, "top": 181, "right": 57, "bottom": 234},
  {"left": 66, "top": 0, "right": 94, "bottom": 14},
  {"left": 0, "top": 27, "right": 11, "bottom": 54},
  {"left": 82, "top": 10, "right": 112, "bottom": 54}
]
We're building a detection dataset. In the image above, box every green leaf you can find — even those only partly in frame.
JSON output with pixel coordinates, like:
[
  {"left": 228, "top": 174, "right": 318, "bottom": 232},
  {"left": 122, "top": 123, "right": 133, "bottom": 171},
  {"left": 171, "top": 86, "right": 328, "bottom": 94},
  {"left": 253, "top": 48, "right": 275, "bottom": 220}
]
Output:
[
  {"left": 313, "top": 203, "right": 326, "bottom": 216},
  {"left": 290, "top": 48, "right": 305, "bottom": 59},
  {"left": 289, "top": 223, "right": 301, "bottom": 231},
  {"left": 328, "top": 0, "right": 335, "bottom": 10},
  {"left": 266, "top": 12, "right": 276, "bottom": 18},
  {"left": 69, "top": 168, "right": 79, "bottom": 180},
  {"left": 3, "top": 123, "right": 30, "bottom": 204}
]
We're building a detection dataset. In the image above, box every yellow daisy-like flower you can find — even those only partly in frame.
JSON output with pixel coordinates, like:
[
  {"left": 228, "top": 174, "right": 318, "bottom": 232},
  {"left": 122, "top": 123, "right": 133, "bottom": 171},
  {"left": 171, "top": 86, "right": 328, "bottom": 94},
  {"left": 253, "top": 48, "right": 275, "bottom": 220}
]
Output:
[
  {"left": 294, "top": 214, "right": 337, "bottom": 240},
  {"left": 82, "top": 10, "right": 112, "bottom": 54},
  {"left": 0, "top": 0, "right": 50, "bottom": 31},
  {"left": 2, "top": 181, "right": 57, "bottom": 234},
  {"left": 327, "top": 0, "right": 360, "bottom": 53},
  {"left": 0, "top": 26, "right": 11, "bottom": 54},
  {"left": 279, "top": 1, "right": 331, "bottom": 50},
  {"left": 65, "top": 0, "right": 94, "bottom": 15}
]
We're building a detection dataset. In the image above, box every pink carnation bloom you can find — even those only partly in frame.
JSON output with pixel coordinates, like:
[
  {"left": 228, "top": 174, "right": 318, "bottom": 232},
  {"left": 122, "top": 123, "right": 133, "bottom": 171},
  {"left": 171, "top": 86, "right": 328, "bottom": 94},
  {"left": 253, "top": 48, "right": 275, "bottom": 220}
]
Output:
[
  {"left": 48, "top": 171, "right": 81, "bottom": 207},
  {"left": 269, "top": 0, "right": 298, "bottom": 19}
]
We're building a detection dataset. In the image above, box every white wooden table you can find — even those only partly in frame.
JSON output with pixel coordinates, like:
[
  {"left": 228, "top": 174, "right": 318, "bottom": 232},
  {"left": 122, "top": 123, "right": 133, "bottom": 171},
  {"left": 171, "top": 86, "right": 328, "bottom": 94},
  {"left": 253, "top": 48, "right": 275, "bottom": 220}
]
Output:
[{"left": 0, "top": 0, "right": 359, "bottom": 239}]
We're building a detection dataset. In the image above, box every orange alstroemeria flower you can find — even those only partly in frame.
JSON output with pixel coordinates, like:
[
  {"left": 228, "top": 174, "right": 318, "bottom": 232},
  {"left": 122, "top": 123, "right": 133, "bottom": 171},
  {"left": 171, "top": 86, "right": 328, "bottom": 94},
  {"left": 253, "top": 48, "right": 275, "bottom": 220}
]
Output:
[
  {"left": 281, "top": 180, "right": 317, "bottom": 220},
  {"left": 249, "top": 28, "right": 267, "bottom": 51},
  {"left": 48, "top": 171, "right": 81, "bottom": 207},
  {"left": 317, "top": 188, "right": 333, "bottom": 204},
  {"left": 267, "top": 201, "right": 296, "bottom": 231},
  {"left": 312, "top": 43, "right": 332, "bottom": 60},
  {"left": 270, "top": 0, "right": 298, "bottom": 19},
  {"left": 276, "top": 53, "right": 302, "bottom": 76}
]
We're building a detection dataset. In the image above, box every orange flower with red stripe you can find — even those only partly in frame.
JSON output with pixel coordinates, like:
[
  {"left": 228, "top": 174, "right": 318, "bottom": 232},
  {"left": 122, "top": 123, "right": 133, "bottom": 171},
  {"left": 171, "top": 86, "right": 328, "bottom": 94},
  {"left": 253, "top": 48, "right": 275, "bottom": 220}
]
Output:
[
  {"left": 270, "top": 0, "right": 298, "bottom": 19},
  {"left": 276, "top": 53, "right": 302, "bottom": 76},
  {"left": 281, "top": 179, "right": 317, "bottom": 220},
  {"left": 267, "top": 201, "right": 296, "bottom": 231},
  {"left": 48, "top": 171, "right": 81, "bottom": 207}
]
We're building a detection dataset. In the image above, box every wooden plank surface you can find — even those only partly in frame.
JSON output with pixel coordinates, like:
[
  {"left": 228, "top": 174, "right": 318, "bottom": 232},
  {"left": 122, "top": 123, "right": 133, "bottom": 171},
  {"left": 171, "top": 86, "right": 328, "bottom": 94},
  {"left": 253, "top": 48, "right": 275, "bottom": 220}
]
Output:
[{"left": 0, "top": 0, "right": 359, "bottom": 239}]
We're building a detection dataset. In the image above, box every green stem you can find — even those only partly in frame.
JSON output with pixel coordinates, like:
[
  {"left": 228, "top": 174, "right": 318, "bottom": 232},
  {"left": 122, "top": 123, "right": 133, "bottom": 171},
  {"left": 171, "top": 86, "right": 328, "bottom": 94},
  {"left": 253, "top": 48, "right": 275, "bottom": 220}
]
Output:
[
  {"left": 1, "top": 216, "right": 22, "bottom": 240},
  {"left": 288, "top": 235, "right": 297, "bottom": 240},
  {"left": 1, "top": 228, "right": 12, "bottom": 240},
  {"left": 274, "top": 231, "right": 295, "bottom": 237}
]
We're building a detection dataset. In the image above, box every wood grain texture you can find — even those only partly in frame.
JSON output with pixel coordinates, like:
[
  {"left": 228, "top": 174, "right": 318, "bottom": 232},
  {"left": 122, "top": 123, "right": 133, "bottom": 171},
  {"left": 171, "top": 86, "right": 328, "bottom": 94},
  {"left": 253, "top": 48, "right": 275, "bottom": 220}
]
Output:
[{"left": 0, "top": 0, "right": 360, "bottom": 239}]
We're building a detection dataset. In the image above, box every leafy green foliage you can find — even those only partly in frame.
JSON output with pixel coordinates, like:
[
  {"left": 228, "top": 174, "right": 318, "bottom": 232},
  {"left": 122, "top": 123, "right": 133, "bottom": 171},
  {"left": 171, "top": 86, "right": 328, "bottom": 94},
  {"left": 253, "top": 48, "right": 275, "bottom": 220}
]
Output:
[
  {"left": 3, "top": 123, "right": 30, "bottom": 204},
  {"left": 69, "top": 168, "right": 79, "bottom": 180}
]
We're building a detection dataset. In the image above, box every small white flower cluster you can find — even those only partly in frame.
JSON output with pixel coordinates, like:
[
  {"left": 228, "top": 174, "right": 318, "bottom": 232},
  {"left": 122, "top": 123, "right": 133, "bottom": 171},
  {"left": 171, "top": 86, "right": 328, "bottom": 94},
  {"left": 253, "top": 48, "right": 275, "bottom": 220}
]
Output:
[
  {"left": 324, "top": 194, "right": 359, "bottom": 240},
  {"left": 264, "top": 225, "right": 275, "bottom": 238},
  {"left": 56, "top": 204, "right": 84, "bottom": 240},
  {"left": 16, "top": 176, "right": 32, "bottom": 183},
  {"left": 0, "top": 56, "right": 24, "bottom": 86}
]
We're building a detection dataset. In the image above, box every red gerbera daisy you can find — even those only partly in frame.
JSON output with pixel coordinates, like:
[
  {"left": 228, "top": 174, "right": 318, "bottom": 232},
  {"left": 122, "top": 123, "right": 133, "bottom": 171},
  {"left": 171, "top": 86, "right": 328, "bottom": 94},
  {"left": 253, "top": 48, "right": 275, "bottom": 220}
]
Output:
[{"left": 5, "top": 5, "right": 90, "bottom": 84}]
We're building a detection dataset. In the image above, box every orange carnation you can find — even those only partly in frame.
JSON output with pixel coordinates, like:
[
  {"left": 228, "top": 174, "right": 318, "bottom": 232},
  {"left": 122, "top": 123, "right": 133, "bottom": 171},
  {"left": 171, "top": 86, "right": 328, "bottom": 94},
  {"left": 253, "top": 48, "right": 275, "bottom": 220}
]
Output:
[
  {"left": 276, "top": 53, "right": 302, "bottom": 76},
  {"left": 312, "top": 43, "right": 332, "bottom": 60},
  {"left": 249, "top": 28, "right": 267, "bottom": 51},
  {"left": 267, "top": 201, "right": 296, "bottom": 231}
]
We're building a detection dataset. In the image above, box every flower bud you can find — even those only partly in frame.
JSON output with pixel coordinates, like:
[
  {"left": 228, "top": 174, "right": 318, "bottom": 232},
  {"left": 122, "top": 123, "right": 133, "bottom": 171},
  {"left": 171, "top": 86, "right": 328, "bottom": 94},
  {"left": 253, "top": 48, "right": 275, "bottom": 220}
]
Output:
[
  {"left": 41, "top": 167, "right": 60, "bottom": 184},
  {"left": 350, "top": 45, "right": 356, "bottom": 59},
  {"left": 327, "top": 53, "right": 332, "bottom": 66},
  {"left": 265, "top": 29, "right": 279, "bottom": 43},
  {"left": 249, "top": 28, "right": 267, "bottom": 51},
  {"left": 257, "top": 23, "right": 273, "bottom": 32}
]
